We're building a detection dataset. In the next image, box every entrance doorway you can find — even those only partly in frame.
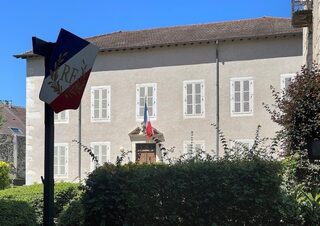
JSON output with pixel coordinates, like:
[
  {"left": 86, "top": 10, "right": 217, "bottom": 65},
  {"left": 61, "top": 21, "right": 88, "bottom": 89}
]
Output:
[{"left": 136, "top": 143, "right": 156, "bottom": 164}]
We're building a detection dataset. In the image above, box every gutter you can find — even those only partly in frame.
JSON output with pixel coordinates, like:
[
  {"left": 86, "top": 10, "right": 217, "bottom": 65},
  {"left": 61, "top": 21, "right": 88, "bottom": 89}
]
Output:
[{"left": 215, "top": 40, "right": 220, "bottom": 157}]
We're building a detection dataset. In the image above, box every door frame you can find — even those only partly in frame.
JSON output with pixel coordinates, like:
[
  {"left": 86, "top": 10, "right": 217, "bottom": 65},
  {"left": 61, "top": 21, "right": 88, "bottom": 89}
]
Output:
[{"left": 131, "top": 141, "right": 160, "bottom": 163}]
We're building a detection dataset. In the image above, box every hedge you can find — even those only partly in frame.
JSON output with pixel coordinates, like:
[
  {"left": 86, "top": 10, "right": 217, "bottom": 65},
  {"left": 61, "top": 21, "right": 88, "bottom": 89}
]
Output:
[
  {"left": 0, "top": 199, "right": 37, "bottom": 226},
  {"left": 0, "top": 182, "right": 80, "bottom": 225},
  {"left": 0, "top": 161, "right": 10, "bottom": 189},
  {"left": 82, "top": 159, "right": 286, "bottom": 226},
  {"left": 57, "top": 198, "right": 84, "bottom": 226}
]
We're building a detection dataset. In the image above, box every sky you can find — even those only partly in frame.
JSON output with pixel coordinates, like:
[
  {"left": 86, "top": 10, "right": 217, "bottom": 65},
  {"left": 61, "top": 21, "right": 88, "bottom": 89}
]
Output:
[{"left": 0, "top": 0, "right": 292, "bottom": 107}]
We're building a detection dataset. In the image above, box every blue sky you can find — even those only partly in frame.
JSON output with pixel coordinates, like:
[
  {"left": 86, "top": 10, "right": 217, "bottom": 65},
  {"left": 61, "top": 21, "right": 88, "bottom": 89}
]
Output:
[{"left": 1, "top": 0, "right": 292, "bottom": 107}]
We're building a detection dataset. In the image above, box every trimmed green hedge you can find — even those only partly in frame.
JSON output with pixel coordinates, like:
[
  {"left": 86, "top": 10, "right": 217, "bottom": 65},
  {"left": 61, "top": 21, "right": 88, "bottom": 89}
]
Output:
[
  {"left": 0, "top": 199, "right": 37, "bottom": 226},
  {"left": 0, "top": 161, "right": 10, "bottom": 190},
  {"left": 0, "top": 182, "right": 80, "bottom": 224},
  {"left": 82, "top": 160, "right": 285, "bottom": 226}
]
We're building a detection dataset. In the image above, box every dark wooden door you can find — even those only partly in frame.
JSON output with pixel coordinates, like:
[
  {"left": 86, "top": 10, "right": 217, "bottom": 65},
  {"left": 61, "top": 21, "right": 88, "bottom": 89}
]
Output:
[{"left": 136, "top": 143, "right": 156, "bottom": 164}]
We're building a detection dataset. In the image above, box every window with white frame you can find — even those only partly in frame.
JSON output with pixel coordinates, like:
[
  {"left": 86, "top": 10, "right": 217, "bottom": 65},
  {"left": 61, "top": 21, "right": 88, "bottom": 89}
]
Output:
[
  {"left": 281, "top": 73, "right": 296, "bottom": 91},
  {"left": 230, "top": 139, "right": 254, "bottom": 150},
  {"left": 183, "top": 140, "right": 205, "bottom": 156},
  {"left": 183, "top": 80, "right": 205, "bottom": 118},
  {"left": 54, "top": 110, "right": 69, "bottom": 123},
  {"left": 136, "top": 83, "right": 157, "bottom": 120},
  {"left": 230, "top": 77, "right": 254, "bottom": 116},
  {"left": 54, "top": 144, "right": 68, "bottom": 178},
  {"left": 90, "top": 142, "right": 111, "bottom": 169},
  {"left": 91, "top": 86, "right": 111, "bottom": 122}
]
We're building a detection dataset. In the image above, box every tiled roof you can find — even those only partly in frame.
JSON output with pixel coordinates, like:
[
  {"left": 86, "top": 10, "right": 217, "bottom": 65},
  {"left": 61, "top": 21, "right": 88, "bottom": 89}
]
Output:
[
  {"left": 0, "top": 105, "right": 26, "bottom": 136},
  {"left": 15, "top": 17, "right": 301, "bottom": 58}
]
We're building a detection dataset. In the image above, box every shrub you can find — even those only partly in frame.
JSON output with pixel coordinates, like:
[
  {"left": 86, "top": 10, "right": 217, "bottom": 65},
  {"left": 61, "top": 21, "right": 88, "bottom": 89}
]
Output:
[
  {"left": 0, "top": 161, "right": 10, "bottom": 190},
  {"left": 57, "top": 198, "right": 84, "bottom": 226},
  {"left": 0, "top": 182, "right": 80, "bottom": 224},
  {"left": 82, "top": 160, "right": 285, "bottom": 226},
  {"left": 0, "top": 199, "right": 37, "bottom": 226}
]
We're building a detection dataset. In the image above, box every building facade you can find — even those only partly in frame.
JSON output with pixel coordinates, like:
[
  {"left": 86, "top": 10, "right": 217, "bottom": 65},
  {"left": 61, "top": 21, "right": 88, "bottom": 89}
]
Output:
[{"left": 16, "top": 17, "right": 303, "bottom": 184}]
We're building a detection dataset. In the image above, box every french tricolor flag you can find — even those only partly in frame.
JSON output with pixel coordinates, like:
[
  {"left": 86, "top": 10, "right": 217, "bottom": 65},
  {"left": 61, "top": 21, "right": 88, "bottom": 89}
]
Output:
[{"left": 144, "top": 102, "right": 153, "bottom": 138}]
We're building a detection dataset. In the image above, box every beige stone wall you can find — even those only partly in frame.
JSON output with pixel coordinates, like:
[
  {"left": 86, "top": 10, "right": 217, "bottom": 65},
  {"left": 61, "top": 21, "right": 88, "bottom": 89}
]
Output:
[{"left": 25, "top": 36, "right": 302, "bottom": 184}]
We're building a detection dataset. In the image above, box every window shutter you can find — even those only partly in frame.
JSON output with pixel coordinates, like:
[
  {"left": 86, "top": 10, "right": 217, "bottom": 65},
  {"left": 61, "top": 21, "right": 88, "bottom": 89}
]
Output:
[
  {"left": 183, "top": 83, "right": 187, "bottom": 115},
  {"left": 230, "top": 80, "right": 235, "bottom": 114},
  {"left": 65, "top": 146, "right": 68, "bottom": 176},
  {"left": 107, "top": 87, "right": 111, "bottom": 121},
  {"left": 91, "top": 88, "right": 95, "bottom": 119},
  {"left": 201, "top": 82, "right": 205, "bottom": 115},
  {"left": 107, "top": 143, "right": 111, "bottom": 162},
  {"left": 249, "top": 80, "right": 254, "bottom": 113},
  {"left": 136, "top": 85, "right": 140, "bottom": 118},
  {"left": 153, "top": 84, "right": 157, "bottom": 118}
]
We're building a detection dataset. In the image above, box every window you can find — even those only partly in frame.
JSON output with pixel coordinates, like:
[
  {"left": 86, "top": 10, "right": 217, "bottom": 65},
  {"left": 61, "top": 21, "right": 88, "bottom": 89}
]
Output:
[
  {"left": 54, "top": 110, "right": 69, "bottom": 123},
  {"left": 10, "top": 127, "right": 23, "bottom": 135},
  {"left": 230, "top": 77, "right": 254, "bottom": 116},
  {"left": 91, "top": 86, "right": 111, "bottom": 122},
  {"left": 183, "top": 80, "right": 205, "bottom": 118},
  {"left": 136, "top": 83, "right": 157, "bottom": 120},
  {"left": 90, "top": 142, "right": 111, "bottom": 169},
  {"left": 281, "top": 73, "right": 296, "bottom": 91},
  {"left": 183, "top": 140, "right": 205, "bottom": 156},
  {"left": 54, "top": 144, "right": 68, "bottom": 178},
  {"left": 230, "top": 139, "right": 254, "bottom": 150}
]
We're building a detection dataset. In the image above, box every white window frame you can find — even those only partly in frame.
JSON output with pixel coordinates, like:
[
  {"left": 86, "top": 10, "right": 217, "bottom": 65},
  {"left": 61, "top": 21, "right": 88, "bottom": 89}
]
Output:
[
  {"left": 54, "top": 143, "right": 68, "bottom": 178},
  {"left": 183, "top": 80, "right": 205, "bottom": 119},
  {"left": 90, "top": 142, "right": 111, "bottom": 170},
  {"left": 91, "top": 86, "right": 111, "bottom": 122},
  {"left": 183, "top": 140, "right": 205, "bottom": 156},
  {"left": 136, "top": 83, "right": 157, "bottom": 121},
  {"left": 54, "top": 110, "right": 69, "bottom": 124},
  {"left": 230, "top": 139, "right": 254, "bottom": 150},
  {"left": 230, "top": 77, "right": 254, "bottom": 117},
  {"left": 281, "top": 73, "right": 296, "bottom": 91}
]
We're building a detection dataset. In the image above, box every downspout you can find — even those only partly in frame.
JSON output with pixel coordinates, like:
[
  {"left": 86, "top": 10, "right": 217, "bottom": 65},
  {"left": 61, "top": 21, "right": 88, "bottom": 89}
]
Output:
[
  {"left": 78, "top": 103, "right": 82, "bottom": 182},
  {"left": 215, "top": 40, "right": 220, "bottom": 157}
]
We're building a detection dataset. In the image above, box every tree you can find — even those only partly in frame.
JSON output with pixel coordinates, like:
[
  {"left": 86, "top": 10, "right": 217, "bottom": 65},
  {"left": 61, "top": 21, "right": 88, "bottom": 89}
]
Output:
[{"left": 264, "top": 63, "right": 320, "bottom": 190}]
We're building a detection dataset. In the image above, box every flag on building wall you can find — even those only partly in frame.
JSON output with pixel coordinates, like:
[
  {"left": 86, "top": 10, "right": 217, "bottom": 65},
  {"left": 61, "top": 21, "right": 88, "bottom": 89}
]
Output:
[{"left": 144, "top": 102, "right": 153, "bottom": 138}]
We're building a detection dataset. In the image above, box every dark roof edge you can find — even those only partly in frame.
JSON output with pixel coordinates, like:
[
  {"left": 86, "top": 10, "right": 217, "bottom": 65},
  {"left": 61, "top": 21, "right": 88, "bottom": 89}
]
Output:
[{"left": 14, "top": 30, "right": 302, "bottom": 59}]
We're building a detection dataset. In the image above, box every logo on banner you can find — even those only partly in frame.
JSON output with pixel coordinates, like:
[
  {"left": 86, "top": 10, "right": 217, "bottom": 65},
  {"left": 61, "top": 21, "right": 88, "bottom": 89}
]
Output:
[{"left": 39, "top": 29, "right": 99, "bottom": 113}]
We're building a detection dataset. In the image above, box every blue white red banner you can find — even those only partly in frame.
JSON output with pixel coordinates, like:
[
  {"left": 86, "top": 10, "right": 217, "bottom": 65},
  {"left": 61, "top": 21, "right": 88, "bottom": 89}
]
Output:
[{"left": 39, "top": 29, "right": 99, "bottom": 113}]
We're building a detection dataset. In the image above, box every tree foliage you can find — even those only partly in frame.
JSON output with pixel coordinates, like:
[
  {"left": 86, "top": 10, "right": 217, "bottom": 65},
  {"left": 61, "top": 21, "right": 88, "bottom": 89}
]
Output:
[
  {"left": 264, "top": 63, "right": 320, "bottom": 189},
  {"left": 265, "top": 64, "right": 320, "bottom": 152}
]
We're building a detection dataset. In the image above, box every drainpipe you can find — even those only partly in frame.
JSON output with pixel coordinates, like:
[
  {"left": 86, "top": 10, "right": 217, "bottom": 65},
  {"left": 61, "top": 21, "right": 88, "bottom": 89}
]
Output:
[
  {"left": 215, "top": 40, "right": 220, "bottom": 157},
  {"left": 78, "top": 104, "right": 82, "bottom": 182}
]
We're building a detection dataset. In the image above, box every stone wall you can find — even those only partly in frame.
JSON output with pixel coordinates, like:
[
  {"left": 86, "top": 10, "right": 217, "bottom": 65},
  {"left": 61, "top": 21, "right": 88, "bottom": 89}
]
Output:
[
  {"left": 0, "top": 134, "right": 26, "bottom": 183},
  {"left": 313, "top": 0, "right": 320, "bottom": 63},
  {"left": 17, "top": 136, "right": 25, "bottom": 180},
  {"left": 0, "top": 134, "right": 14, "bottom": 163}
]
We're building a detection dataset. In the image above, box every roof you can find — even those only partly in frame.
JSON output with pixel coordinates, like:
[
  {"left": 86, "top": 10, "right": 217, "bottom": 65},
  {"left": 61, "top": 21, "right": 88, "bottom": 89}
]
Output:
[
  {"left": 0, "top": 105, "right": 26, "bottom": 136},
  {"left": 15, "top": 17, "right": 302, "bottom": 59}
]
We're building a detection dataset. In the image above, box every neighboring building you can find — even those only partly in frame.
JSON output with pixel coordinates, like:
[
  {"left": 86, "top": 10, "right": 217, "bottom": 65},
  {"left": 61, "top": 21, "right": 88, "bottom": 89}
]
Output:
[
  {"left": 292, "top": 0, "right": 320, "bottom": 64},
  {"left": 16, "top": 17, "right": 303, "bottom": 184},
  {"left": 0, "top": 101, "right": 26, "bottom": 185}
]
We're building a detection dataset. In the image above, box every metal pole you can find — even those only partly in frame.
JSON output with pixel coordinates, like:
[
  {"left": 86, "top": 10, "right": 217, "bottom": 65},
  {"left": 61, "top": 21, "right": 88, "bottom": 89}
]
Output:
[
  {"left": 43, "top": 103, "right": 54, "bottom": 226},
  {"left": 78, "top": 103, "right": 82, "bottom": 182},
  {"left": 32, "top": 36, "right": 56, "bottom": 226},
  {"left": 215, "top": 40, "right": 220, "bottom": 157}
]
